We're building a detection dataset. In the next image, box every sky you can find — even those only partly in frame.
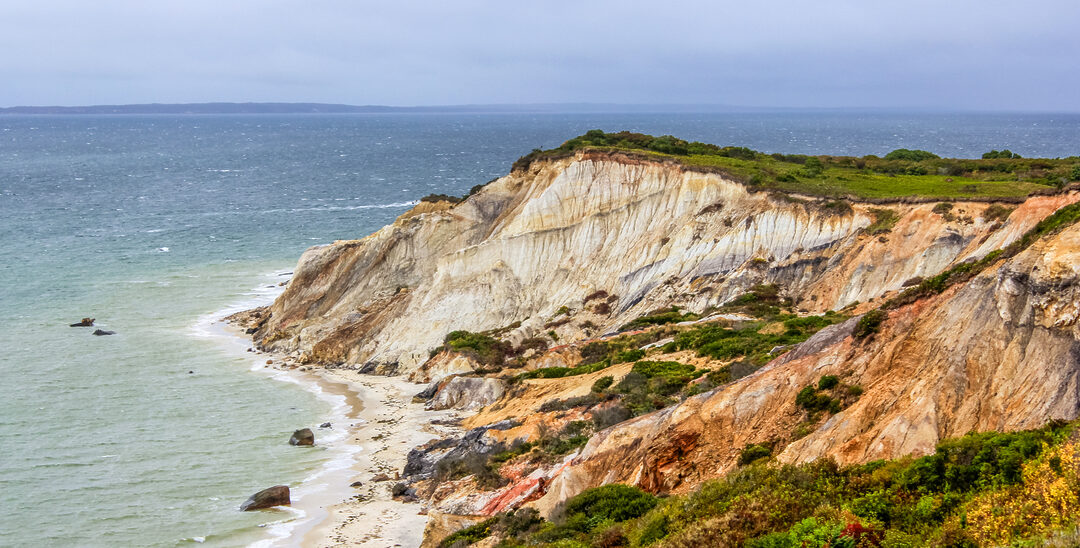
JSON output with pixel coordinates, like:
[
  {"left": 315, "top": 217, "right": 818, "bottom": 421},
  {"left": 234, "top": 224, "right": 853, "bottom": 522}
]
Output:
[{"left": 2, "top": 0, "right": 1078, "bottom": 111}]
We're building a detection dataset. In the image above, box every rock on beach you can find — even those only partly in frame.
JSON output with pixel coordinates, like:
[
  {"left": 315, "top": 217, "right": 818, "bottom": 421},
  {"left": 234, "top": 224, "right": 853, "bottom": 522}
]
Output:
[{"left": 239, "top": 485, "right": 290, "bottom": 511}]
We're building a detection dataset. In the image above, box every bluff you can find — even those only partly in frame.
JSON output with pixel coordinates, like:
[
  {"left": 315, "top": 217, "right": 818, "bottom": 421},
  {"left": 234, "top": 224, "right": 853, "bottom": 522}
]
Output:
[
  {"left": 253, "top": 149, "right": 1066, "bottom": 376},
  {"left": 246, "top": 138, "right": 1080, "bottom": 546}
]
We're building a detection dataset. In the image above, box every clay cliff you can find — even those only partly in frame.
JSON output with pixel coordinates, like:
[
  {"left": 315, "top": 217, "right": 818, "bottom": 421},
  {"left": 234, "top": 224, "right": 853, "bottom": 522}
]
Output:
[
  {"left": 245, "top": 148, "right": 1080, "bottom": 545},
  {"left": 253, "top": 150, "right": 1064, "bottom": 376}
]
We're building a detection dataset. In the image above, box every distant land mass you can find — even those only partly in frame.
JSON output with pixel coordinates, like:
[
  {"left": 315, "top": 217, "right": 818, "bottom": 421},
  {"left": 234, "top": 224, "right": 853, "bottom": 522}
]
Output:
[{"left": 0, "top": 102, "right": 854, "bottom": 115}]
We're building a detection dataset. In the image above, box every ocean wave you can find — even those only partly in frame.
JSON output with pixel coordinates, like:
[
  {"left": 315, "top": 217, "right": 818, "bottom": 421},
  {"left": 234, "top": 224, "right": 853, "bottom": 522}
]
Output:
[{"left": 200, "top": 201, "right": 418, "bottom": 217}]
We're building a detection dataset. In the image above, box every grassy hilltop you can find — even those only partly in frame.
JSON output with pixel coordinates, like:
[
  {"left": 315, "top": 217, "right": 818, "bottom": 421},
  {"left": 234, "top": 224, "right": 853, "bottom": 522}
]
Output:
[{"left": 512, "top": 130, "right": 1080, "bottom": 201}]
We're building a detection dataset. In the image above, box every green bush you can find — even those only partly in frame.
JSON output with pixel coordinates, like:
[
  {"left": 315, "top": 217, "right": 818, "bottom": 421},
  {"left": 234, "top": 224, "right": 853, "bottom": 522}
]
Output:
[
  {"left": 982, "top": 149, "right": 1022, "bottom": 159},
  {"left": 866, "top": 208, "right": 899, "bottom": 235},
  {"left": 620, "top": 307, "right": 699, "bottom": 331},
  {"left": 437, "top": 517, "right": 496, "bottom": 548},
  {"left": 884, "top": 149, "right": 940, "bottom": 161},
  {"left": 561, "top": 484, "right": 659, "bottom": 531},
  {"left": 817, "top": 375, "right": 840, "bottom": 390},
  {"left": 513, "top": 420, "right": 1077, "bottom": 548},
  {"left": 440, "top": 330, "right": 512, "bottom": 366},
  {"left": 613, "top": 348, "right": 645, "bottom": 363},
  {"left": 854, "top": 309, "right": 888, "bottom": 338},
  {"left": 739, "top": 444, "right": 773, "bottom": 465},
  {"left": 592, "top": 376, "right": 614, "bottom": 393}
]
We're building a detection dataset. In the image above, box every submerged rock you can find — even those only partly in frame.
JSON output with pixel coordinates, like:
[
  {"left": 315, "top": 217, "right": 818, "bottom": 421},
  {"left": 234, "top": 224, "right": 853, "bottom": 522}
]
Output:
[
  {"left": 319, "top": 422, "right": 332, "bottom": 429},
  {"left": 239, "top": 485, "right": 290, "bottom": 511},
  {"left": 92, "top": 329, "right": 115, "bottom": 336},
  {"left": 288, "top": 428, "right": 314, "bottom": 446},
  {"left": 69, "top": 318, "right": 94, "bottom": 327}
]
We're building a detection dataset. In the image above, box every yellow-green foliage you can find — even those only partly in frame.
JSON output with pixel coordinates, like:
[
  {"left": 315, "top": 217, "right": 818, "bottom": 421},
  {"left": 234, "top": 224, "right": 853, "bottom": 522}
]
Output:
[
  {"left": 963, "top": 441, "right": 1080, "bottom": 545},
  {"left": 512, "top": 130, "right": 1070, "bottom": 200}
]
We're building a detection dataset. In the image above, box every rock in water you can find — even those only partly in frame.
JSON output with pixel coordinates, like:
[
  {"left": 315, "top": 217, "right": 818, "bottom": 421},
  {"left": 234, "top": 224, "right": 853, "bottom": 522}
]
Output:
[
  {"left": 92, "top": 329, "right": 115, "bottom": 336},
  {"left": 239, "top": 485, "right": 290, "bottom": 511},
  {"left": 288, "top": 428, "right": 314, "bottom": 446},
  {"left": 70, "top": 318, "right": 94, "bottom": 327},
  {"left": 319, "top": 422, "right": 332, "bottom": 429}
]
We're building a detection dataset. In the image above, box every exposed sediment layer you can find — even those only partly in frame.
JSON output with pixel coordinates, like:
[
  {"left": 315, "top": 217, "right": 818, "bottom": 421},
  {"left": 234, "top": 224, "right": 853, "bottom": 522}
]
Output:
[
  {"left": 255, "top": 151, "right": 1072, "bottom": 376},
  {"left": 248, "top": 150, "right": 1080, "bottom": 545}
]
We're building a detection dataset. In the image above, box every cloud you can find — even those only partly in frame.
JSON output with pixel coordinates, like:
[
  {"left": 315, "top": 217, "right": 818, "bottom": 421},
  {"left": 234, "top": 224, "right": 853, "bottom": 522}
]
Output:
[{"left": 1, "top": 0, "right": 1077, "bottom": 110}]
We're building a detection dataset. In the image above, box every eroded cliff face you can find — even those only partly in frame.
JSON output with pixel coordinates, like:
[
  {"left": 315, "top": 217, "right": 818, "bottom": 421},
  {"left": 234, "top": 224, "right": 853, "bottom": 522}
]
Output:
[
  {"left": 255, "top": 151, "right": 1065, "bottom": 375},
  {"left": 528, "top": 220, "right": 1080, "bottom": 514}
]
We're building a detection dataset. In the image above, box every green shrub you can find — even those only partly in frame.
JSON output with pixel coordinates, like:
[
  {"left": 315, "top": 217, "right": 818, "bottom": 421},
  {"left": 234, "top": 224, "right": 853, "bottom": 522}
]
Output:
[
  {"left": 561, "top": 484, "right": 658, "bottom": 531},
  {"left": 884, "top": 149, "right": 940, "bottom": 161},
  {"left": 866, "top": 208, "right": 899, "bottom": 235},
  {"left": 982, "top": 149, "right": 1022, "bottom": 159},
  {"left": 932, "top": 202, "right": 954, "bottom": 214},
  {"left": 420, "top": 193, "right": 464, "bottom": 204},
  {"left": 437, "top": 517, "right": 497, "bottom": 548},
  {"left": 854, "top": 309, "right": 888, "bottom": 338},
  {"left": 439, "top": 330, "right": 513, "bottom": 366},
  {"left": 613, "top": 348, "right": 645, "bottom": 363},
  {"left": 817, "top": 375, "right": 840, "bottom": 390},
  {"left": 620, "top": 307, "right": 699, "bottom": 331},
  {"left": 592, "top": 376, "right": 614, "bottom": 393},
  {"left": 739, "top": 444, "right": 773, "bottom": 465},
  {"left": 1071, "top": 164, "right": 1080, "bottom": 181}
]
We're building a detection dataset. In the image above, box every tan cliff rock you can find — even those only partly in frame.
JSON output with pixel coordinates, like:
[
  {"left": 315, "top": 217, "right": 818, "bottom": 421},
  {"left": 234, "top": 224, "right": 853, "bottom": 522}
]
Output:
[
  {"left": 255, "top": 151, "right": 1066, "bottom": 376},
  {"left": 528, "top": 219, "right": 1080, "bottom": 515},
  {"left": 244, "top": 151, "right": 1080, "bottom": 542}
]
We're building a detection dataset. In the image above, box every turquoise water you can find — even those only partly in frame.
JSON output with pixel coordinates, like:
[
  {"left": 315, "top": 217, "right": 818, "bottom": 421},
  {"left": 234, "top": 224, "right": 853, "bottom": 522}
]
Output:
[{"left": 1, "top": 112, "right": 1079, "bottom": 547}]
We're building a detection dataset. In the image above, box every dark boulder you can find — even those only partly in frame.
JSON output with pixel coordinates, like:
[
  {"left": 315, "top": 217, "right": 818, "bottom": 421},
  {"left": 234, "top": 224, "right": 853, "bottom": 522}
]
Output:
[
  {"left": 70, "top": 318, "right": 95, "bottom": 327},
  {"left": 289, "top": 428, "right": 314, "bottom": 446},
  {"left": 239, "top": 485, "right": 290, "bottom": 511},
  {"left": 319, "top": 422, "right": 332, "bottom": 429},
  {"left": 92, "top": 329, "right": 116, "bottom": 336}
]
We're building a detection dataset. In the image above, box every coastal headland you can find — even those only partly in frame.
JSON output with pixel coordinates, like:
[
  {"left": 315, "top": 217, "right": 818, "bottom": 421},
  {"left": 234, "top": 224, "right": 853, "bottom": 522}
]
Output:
[{"left": 233, "top": 131, "right": 1080, "bottom": 546}]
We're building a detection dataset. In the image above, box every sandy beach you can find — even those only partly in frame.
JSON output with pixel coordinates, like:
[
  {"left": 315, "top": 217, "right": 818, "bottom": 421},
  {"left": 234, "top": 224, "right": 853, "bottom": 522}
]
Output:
[
  {"left": 297, "top": 369, "right": 459, "bottom": 548},
  {"left": 218, "top": 307, "right": 460, "bottom": 548}
]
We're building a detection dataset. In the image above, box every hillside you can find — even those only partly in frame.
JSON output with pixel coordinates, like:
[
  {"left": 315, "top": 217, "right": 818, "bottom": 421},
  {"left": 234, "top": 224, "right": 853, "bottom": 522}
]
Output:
[{"left": 238, "top": 133, "right": 1080, "bottom": 547}]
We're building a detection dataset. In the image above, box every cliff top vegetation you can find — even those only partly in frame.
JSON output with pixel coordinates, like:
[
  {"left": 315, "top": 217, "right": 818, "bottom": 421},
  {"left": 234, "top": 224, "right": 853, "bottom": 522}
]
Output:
[{"left": 512, "top": 130, "right": 1080, "bottom": 201}]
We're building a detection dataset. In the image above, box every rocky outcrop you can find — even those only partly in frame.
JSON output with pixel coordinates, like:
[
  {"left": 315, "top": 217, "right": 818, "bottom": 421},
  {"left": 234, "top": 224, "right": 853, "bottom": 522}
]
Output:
[
  {"left": 239, "top": 485, "right": 290, "bottom": 511},
  {"left": 426, "top": 376, "right": 507, "bottom": 411},
  {"left": 289, "top": 428, "right": 314, "bottom": 446},
  {"left": 254, "top": 151, "right": 1075, "bottom": 375}
]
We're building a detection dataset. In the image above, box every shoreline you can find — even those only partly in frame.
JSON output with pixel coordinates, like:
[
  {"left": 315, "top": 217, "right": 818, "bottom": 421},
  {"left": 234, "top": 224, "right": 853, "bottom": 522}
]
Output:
[{"left": 200, "top": 273, "right": 457, "bottom": 548}]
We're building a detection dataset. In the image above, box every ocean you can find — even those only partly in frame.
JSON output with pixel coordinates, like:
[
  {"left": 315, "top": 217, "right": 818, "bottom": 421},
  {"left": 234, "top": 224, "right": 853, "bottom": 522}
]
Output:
[{"left": 1, "top": 111, "right": 1078, "bottom": 547}]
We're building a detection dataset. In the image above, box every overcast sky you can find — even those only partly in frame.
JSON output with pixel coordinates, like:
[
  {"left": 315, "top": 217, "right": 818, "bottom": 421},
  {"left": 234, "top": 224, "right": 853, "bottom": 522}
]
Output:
[{"left": 2, "top": 0, "right": 1078, "bottom": 110}]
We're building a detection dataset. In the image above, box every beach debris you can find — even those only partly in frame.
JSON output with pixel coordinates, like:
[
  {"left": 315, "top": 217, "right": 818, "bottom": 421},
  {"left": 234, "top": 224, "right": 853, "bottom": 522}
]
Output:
[
  {"left": 92, "top": 329, "right": 116, "bottom": 336},
  {"left": 350, "top": 481, "right": 363, "bottom": 487},
  {"left": 289, "top": 428, "right": 314, "bottom": 446},
  {"left": 239, "top": 485, "right": 290, "bottom": 511},
  {"left": 70, "top": 318, "right": 95, "bottom": 327},
  {"left": 266, "top": 359, "right": 273, "bottom": 364},
  {"left": 370, "top": 473, "right": 391, "bottom": 482},
  {"left": 319, "top": 422, "right": 332, "bottom": 429}
]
